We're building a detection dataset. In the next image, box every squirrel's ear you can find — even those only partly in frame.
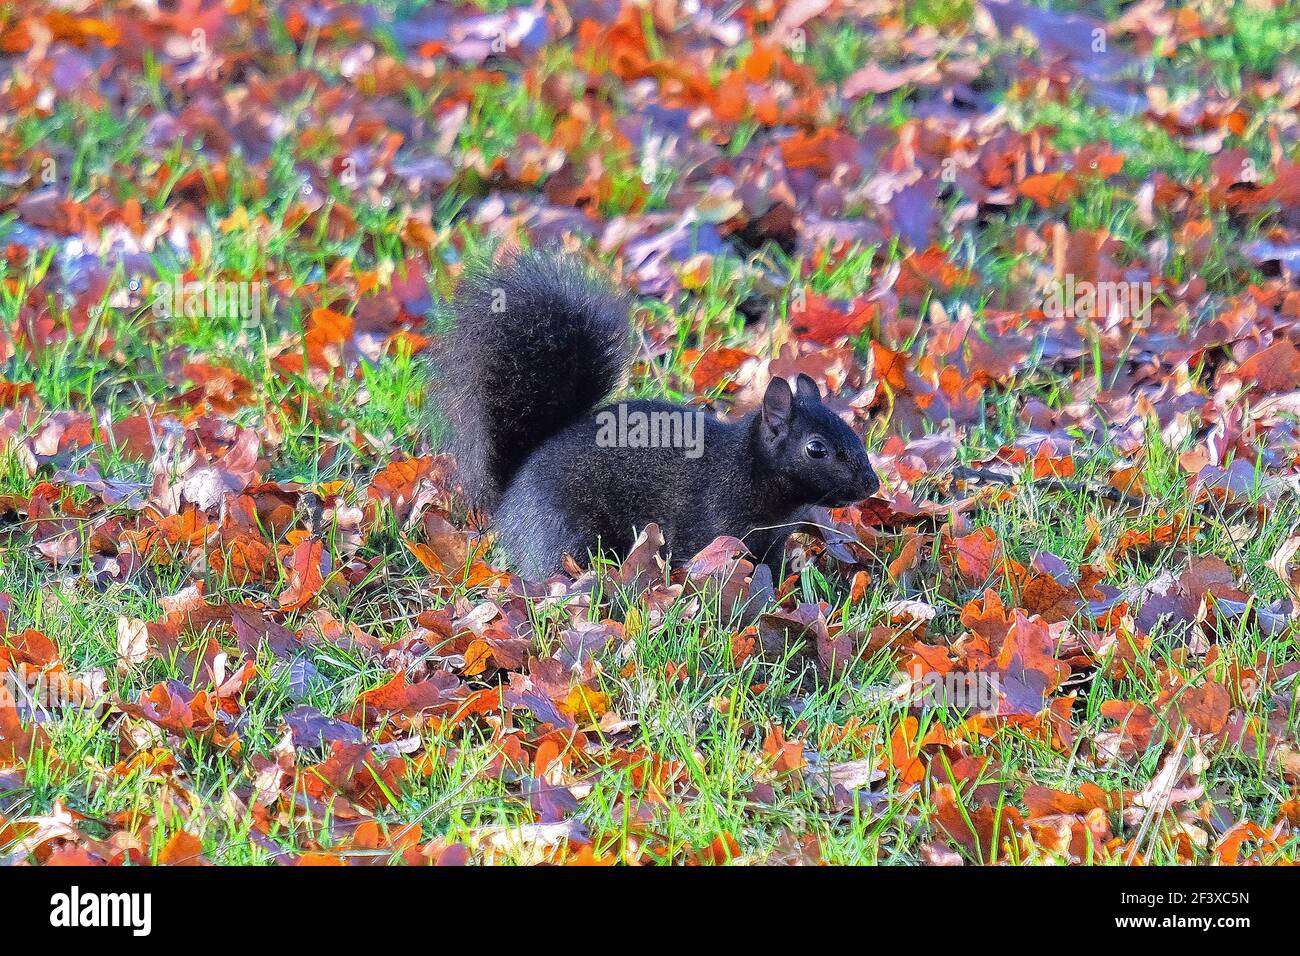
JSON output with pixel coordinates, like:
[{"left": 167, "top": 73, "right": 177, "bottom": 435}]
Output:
[
  {"left": 795, "top": 373, "right": 820, "bottom": 403},
  {"left": 762, "top": 377, "right": 793, "bottom": 439}
]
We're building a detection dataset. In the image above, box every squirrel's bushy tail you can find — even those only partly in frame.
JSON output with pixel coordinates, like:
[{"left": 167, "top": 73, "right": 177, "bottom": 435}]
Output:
[{"left": 437, "top": 250, "right": 632, "bottom": 510}]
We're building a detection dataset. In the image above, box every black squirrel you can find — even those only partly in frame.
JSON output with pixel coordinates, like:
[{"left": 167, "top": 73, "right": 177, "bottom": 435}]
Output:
[{"left": 437, "top": 250, "right": 879, "bottom": 580}]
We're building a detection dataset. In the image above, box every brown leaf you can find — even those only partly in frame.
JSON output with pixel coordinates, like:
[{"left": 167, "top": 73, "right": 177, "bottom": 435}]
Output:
[{"left": 1234, "top": 339, "right": 1300, "bottom": 393}]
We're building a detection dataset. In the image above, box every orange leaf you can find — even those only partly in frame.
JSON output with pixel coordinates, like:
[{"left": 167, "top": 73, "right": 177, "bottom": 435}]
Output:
[
  {"left": 279, "top": 537, "right": 326, "bottom": 612},
  {"left": 1018, "top": 170, "right": 1079, "bottom": 208},
  {"left": 159, "top": 830, "right": 207, "bottom": 866}
]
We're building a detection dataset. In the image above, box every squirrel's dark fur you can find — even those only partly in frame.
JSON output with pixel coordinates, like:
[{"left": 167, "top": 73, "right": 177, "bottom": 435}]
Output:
[{"left": 437, "top": 250, "right": 879, "bottom": 580}]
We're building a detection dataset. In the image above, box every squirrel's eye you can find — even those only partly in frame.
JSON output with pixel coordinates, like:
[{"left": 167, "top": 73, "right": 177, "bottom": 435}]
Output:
[{"left": 805, "top": 438, "right": 829, "bottom": 459}]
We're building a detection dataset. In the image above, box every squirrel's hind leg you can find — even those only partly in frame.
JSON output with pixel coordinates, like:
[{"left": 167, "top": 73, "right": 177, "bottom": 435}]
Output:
[{"left": 496, "top": 493, "right": 594, "bottom": 582}]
